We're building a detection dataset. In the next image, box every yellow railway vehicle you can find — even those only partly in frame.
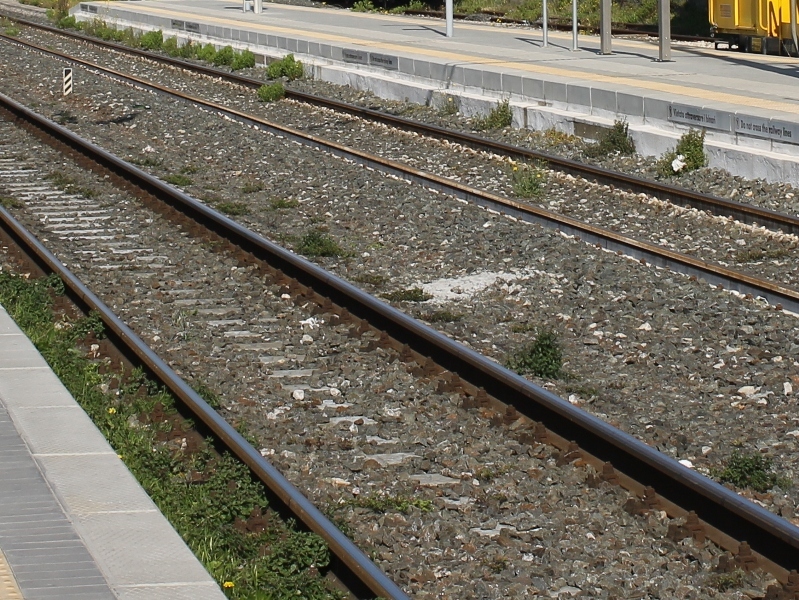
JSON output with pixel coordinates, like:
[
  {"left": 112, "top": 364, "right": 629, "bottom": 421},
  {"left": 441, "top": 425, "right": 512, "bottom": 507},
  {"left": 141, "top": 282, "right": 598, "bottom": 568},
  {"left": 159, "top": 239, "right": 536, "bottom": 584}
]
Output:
[{"left": 710, "top": 0, "right": 799, "bottom": 53}]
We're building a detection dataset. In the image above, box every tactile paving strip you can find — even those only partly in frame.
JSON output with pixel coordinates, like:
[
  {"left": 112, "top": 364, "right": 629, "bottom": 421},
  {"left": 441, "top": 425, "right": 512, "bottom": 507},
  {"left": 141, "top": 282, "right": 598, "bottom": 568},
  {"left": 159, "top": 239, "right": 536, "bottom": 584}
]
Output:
[{"left": 0, "top": 550, "right": 23, "bottom": 600}]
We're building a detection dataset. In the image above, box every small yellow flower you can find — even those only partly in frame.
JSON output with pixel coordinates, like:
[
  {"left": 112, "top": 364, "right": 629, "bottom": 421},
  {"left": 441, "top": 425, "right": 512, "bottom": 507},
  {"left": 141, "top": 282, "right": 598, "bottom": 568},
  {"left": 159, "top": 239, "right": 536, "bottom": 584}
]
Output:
[
  {"left": 223, "top": 581, "right": 235, "bottom": 589},
  {"left": 107, "top": 407, "right": 117, "bottom": 414},
  {"left": 117, "top": 454, "right": 123, "bottom": 459},
  {"left": 512, "top": 165, "right": 518, "bottom": 171}
]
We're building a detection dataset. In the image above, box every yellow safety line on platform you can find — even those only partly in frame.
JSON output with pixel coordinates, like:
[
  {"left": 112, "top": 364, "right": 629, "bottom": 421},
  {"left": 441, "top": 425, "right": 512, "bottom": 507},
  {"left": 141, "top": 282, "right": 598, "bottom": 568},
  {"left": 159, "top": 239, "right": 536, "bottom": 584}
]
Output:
[
  {"left": 0, "top": 550, "right": 24, "bottom": 600},
  {"left": 112, "top": 3, "right": 799, "bottom": 115}
]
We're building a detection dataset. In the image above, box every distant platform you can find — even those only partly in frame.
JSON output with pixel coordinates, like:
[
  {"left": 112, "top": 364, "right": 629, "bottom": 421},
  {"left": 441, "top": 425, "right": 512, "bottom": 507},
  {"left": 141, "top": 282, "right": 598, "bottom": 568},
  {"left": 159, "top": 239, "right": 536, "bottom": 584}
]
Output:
[
  {"left": 0, "top": 304, "right": 225, "bottom": 600},
  {"left": 69, "top": 0, "right": 799, "bottom": 182}
]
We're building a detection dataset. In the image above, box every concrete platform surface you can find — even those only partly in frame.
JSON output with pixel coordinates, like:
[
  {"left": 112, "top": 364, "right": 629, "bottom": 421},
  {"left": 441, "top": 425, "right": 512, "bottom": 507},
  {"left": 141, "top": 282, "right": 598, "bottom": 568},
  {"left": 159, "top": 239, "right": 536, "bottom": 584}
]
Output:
[{"left": 0, "top": 304, "right": 226, "bottom": 600}]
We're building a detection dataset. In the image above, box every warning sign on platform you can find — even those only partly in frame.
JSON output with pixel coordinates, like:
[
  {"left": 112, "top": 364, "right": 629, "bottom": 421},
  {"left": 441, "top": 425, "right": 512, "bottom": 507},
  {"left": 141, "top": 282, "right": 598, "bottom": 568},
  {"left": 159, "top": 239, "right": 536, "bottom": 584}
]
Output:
[
  {"left": 734, "top": 114, "right": 799, "bottom": 145},
  {"left": 667, "top": 103, "right": 729, "bottom": 131}
]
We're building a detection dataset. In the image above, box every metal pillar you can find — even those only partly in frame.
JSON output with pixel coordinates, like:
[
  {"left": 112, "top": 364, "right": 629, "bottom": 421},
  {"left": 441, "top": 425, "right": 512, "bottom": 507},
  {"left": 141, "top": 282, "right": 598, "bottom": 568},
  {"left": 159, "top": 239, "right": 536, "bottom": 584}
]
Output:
[
  {"left": 254, "top": 0, "right": 262, "bottom": 13},
  {"left": 542, "top": 0, "right": 548, "bottom": 47},
  {"left": 446, "top": 0, "right": 453, "bottom": 37},
  {"left": 571, "top": 0, "right": 578, "bottom": 51},
  {"left": 658, "top": 0, "right": 671, "bottom": 61},
  {"left": 599, "top": 0, "right": 612, "bottom": 54}
]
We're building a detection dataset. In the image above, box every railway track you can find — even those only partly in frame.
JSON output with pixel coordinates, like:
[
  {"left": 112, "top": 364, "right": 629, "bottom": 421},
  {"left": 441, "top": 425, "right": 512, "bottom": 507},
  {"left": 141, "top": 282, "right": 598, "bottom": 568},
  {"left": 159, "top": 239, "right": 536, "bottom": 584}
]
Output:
[
  {"left": 0, "top": 142, "right": 406, "bottom": 599},
  {"left": 1, "top": 15, "right": 792, "bottom": 236},
  {"left": 4, "top": 15, "right": 799, "bottom": 596},
  {"left": 0, "top": 24, "right": 797, "bottom": 314},
  {"left": 1, "top": 43, "right": 799, "bottom": 598}
]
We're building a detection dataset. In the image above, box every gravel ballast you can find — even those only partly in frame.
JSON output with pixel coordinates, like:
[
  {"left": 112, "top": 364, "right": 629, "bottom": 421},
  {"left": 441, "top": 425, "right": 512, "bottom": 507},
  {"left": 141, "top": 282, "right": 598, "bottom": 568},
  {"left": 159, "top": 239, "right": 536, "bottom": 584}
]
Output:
[{"left": 0, "top": 20, "right": 797, "bottom": 598}]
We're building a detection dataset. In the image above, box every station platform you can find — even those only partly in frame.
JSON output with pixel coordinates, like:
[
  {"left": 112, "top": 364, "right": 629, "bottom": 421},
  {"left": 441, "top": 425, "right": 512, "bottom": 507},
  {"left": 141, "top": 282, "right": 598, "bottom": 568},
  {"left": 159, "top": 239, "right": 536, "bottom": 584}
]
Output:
[
  {"left": 69, "top": 0, "right": 799, "bottom": 183},
  {"left": 0, "top": 304, "right": 225, "bottom": 599}
]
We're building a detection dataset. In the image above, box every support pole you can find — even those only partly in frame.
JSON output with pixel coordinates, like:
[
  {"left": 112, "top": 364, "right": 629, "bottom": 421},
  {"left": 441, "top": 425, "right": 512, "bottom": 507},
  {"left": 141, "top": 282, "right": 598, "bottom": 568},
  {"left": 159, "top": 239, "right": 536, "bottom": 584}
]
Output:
[
  {"left": 571, "top": 0, "right": 578, "bottom": 51},
  {"left": 658, "top": 0, "right": 671, "bottom": 61},
  {"left": 599, "top": 0, "right": 611, "bottom": 54},
  {"left": 542, "top": 0, "right": 548, "bottom": 47},
  {"left": 254, "top": 0, "right": 262, "bottom": 13},
  {"left": 446, "top": 0, "right": 453, "bottom": 37}
]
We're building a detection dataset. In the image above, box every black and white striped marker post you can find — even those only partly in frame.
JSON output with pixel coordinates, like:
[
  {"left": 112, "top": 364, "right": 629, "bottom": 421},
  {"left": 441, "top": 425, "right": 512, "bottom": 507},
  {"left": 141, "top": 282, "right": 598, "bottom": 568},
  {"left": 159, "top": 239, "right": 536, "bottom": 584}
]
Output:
[{"left": 63, "top": 68, "right": 72, "bottom": 96}]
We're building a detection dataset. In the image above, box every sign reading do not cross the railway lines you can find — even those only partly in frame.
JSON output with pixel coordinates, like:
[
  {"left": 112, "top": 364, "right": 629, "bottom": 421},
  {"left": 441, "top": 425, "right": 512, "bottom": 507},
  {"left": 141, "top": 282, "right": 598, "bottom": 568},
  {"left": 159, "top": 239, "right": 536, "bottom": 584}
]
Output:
[{"left": 63, "top": 68, "right": 72, "bottom": 96}]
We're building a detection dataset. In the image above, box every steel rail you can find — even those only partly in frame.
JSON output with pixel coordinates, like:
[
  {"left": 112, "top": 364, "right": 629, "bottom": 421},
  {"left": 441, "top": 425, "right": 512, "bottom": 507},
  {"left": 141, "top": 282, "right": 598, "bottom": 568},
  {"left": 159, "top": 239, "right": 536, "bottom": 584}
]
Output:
[
  {"left": 0, "top": 157, "right": 408, "bottom": 600},
  {"left": 2, "top": 89, "right": 799, "bottom": 578},
  {"left": 3, "top": 16, "right": 794, "bottom": 236},
  {"left": 3, "top": 32, "right": 798, "bottom": 314}
]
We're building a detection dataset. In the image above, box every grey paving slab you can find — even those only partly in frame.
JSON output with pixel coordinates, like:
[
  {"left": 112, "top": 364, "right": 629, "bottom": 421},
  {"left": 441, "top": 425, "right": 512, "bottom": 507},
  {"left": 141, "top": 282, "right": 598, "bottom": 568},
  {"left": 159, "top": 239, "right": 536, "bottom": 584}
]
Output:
[
  {"left": 75, "top": 511, "right": 221, "bottom": 587},
  {"left": 0, "top": 404, "right": 114, "bottom": 600},
  {"left": 502, "top": 73, "right": 523, "bottom": 96},
  {"left": 463, "top": 67, "right": 482, "bottom": 88},
  {"left": 591, "top": 87, "right": 617, "bottom": 113},
  {"left": 483, "top": 69, "right": 502, "bottom": 92},
  {"left": 114, "top": 583, "right": 227, "bottom": 600},
  {"left": 37, "top": 454, "right": 159, "bottom": 515},
  {"left": 618, "top": 91, "right": 645, "bottom": 117},
  {"left": 544, "top": 80, "right": 568, "bottom": 103},
  {"left": 0, "top": 304, "right": 226, "bottom": 600},
  {"left": 0, "top": 335, "right": 49, "bottom": 369},
  {"left": 9, "top": 406, "right": 115, "bottom": 455},
  {"left": 566, "top": 83, "right": 591, "bottom": 108},
  {"left": 0, "top": 318, "right": 19, "bottom": 333}
]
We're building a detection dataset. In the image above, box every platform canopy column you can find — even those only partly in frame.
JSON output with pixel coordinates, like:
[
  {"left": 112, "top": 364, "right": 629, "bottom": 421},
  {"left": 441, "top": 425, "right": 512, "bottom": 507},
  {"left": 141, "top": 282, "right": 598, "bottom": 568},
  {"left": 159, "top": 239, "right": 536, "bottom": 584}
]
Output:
[
  {"left": 542, "top": 0, "right": 548, "bottom": 46},
  {"left": 599, "top": 0, "right": 611, "bottom": 54},
  {"left": 658, "top": 0, "right": 671, "bottom": 61},
  {"left": 446, "top": 0, "right": 453, "bottom": 37}
]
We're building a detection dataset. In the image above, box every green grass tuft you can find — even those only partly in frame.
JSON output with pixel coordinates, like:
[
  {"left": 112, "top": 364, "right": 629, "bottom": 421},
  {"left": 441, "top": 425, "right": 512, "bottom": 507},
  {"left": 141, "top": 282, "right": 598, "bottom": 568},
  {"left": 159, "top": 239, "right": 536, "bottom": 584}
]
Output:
[
  {"left": 711, "top": 451, "right": 791, "bottom": 493},
  {"left": 713, "top": 569, "right": 746, "bottom": 592},
  {"left": 658, "top": 129, "right": 707, "bottom": 176},
  {"left": 216, "top": 201, "right": 250, "bottom": 216},
  {"left": 269, "top": 197, "right": 298, "bottom": 209},
  {"left": 164, "top": 173, "right": 193, "bottom": 187},
  {"left": 352, "top": 273, "right": 387, "bottom": 286},
  {"left": 212, "top": 45, "right": 235, "bottom": 67},
  {"left": 511, "top": 162, "right": 547, "bottom": 198},
  {"left": 0, "top": 196, "right": 23, "bottom": 209},
  {"left": 352, "top": 0, "right": 376, "bottom": 10},
  {"left": 232, "top": 49, "right": 256, "bottom": 71},
  {"left": 584, "top": 119, "right": 636, "bottom": 158},
  {"left": 257, "top": 82, "right": 285, "bottom": 103},
  {"left": 196, "top": 43, "right": 217, "bottom": 62},
  {"left": 381, "top": 288, "right": 433, "bottom": 302},
  {"left": 734, "top": 247, "right": 789, "bottom": 263},
  {"left": 506, "top": 329, "right": 563, "bottom": 379},
  {"left": 348, "top": 494, "right": 433, "bottom": 513},
  {"left": 421, "top": 309, "right": 462, "bottom": 322},
  {"left": 296, "top": 230, "right": 344, "bottom": 257},
  {"left": 472, "top": 99, "right": 513, "bottom": 131},
  {"left": 266, "top": 54, "right": 304, "bottom": 81},
  {"left": 139, "top": 29, "right": 163, "bottom": 51}
]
